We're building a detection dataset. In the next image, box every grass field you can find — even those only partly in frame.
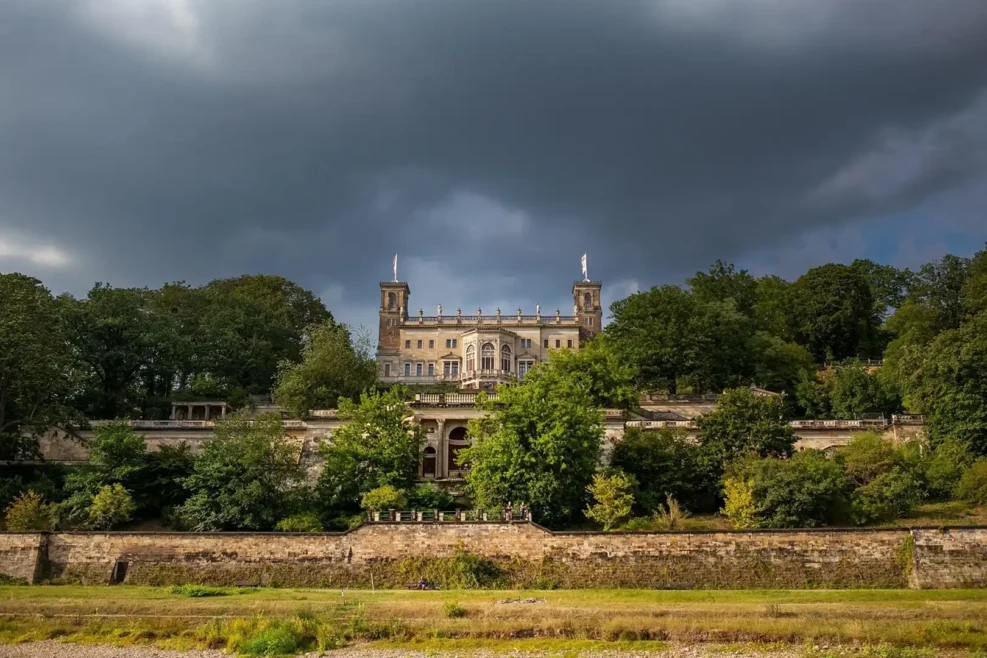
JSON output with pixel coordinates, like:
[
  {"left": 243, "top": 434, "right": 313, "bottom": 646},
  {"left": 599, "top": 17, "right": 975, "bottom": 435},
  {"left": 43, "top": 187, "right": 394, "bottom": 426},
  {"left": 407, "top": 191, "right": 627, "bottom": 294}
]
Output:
[{"left": 3, "top": 586, "right": 987, "bottom": 656}]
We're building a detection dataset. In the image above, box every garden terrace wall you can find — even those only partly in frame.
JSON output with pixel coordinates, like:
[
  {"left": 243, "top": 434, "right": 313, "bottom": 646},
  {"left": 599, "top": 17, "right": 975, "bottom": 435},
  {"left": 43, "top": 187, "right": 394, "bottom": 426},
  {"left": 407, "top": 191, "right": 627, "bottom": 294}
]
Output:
[{"left": 2, "top": 524, "right": 987, "bottom": 589}]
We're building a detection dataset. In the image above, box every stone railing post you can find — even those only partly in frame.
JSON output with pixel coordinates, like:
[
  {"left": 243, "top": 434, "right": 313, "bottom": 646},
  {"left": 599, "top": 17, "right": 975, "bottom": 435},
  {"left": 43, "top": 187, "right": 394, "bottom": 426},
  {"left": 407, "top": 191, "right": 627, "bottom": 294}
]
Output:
[
  {"left": 482, "top": 510, "right": 488, "bottom": 521},
  {"left": 389, "top": 509, "right": 396, "bottom": 523},
  {"left": 456, "top": 509, "right": 462, "bottom": 521},
  {"left": 433, "top": 509, "right": 439, "bottom": 522}
]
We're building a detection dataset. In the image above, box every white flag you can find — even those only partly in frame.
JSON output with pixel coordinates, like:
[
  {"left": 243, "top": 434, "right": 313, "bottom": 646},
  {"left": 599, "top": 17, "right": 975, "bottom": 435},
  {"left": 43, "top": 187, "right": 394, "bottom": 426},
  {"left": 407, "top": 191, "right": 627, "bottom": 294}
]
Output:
[
  {"left": 581, "top": 253, "right": 588, "bottom": 281},
  {"left": 393, "top": 254, "right": 398, "bottom": 282}
]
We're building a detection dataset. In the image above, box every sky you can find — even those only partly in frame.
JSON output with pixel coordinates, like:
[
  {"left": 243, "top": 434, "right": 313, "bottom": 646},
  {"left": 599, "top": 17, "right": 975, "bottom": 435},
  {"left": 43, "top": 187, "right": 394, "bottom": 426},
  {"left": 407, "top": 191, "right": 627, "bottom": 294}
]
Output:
[{"left": 2, "top": 0, "right": 987, "bottom": 334}]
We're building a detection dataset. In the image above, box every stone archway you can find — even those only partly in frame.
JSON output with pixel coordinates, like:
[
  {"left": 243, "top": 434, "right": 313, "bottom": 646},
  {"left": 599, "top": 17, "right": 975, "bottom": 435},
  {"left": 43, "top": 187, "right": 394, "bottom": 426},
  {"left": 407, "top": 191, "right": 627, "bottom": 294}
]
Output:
[
  {"left": 422, "top": 446, "right": 437, "bottom": 478},
  {"left": 447, "top": 426, "right": 470, "bottom": 474}
]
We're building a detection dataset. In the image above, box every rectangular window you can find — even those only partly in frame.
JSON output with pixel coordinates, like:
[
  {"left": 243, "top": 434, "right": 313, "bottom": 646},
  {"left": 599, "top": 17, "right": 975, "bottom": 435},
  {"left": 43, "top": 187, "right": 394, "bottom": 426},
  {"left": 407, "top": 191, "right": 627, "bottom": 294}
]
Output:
[
  {"left": 428, "top": 363, "right": 434, "bottom": 376},
  {"left": 518, "top": 360, "right": 535, "bottom": 379},
  {"left": 428, "top": 339, "right": 434, "bottom": 349},
  {"left": 417, "top": 339, "right": 423, "bottom": 349},
  {"left": 544, "top": 339, "right": 549, "bottom": 348},
  {"left": 446, "top": 339, "right": 452, "bottom": 348},
  {"left": 452, "top": 339, "right": 458, "bottom": 348},
  {"left": 404, "top": 363, "right": 411, "bottom": 376},
  {"left": 405, "top": 340, "right": 411, "bottom": 349},
  {"left": 443, "top": 361, "right": 451, "bottom": 375},
  {"left": 451, "top": 361, "right": 459, "bottom": 375},
  {"left": 555, "top": 339, "right": 561, "bottom": 348},
  {"left": 567, "top": 339, "right": 573, "bottom": 348},
  {"left": 586, "top": 317, "right": 593, "bottom": 326},
  {"left": 416, "top": 363, "right": 423, "bottom": 377},
  {"left": 384, "top": 363, "right": 391, "bottom": 377}
]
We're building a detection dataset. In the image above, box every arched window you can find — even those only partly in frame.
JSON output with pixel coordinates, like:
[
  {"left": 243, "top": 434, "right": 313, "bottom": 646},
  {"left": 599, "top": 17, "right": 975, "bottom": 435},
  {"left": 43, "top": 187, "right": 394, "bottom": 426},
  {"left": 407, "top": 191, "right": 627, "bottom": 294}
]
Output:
[
  {"left": 448, "top": 427, "right": 470, "bottom": 471},
  {"left": 481, "top": 343, "right": 495, "bottom": 370},
  {"left": 422, "top": 446, "right": 437, "bottom": 478},
  {"left": 501, "top": 344, "right": 512, "bottom": 372},
  {"left": 387, "top": 292, "right": 397, "bottom": 309},
  {"left": 466, "top": 344, "right": 475, "bottom": 372},
  {"left": 583, "top": 292, "right": 592, "bottom": 309}
]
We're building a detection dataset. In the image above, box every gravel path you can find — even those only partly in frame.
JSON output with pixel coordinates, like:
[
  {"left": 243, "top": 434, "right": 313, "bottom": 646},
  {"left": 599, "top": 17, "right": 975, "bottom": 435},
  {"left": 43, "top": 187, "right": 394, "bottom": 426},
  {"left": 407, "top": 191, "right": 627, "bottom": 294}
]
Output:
[{"left": 0, "top": 641, "right": 810, "bottom": 658}]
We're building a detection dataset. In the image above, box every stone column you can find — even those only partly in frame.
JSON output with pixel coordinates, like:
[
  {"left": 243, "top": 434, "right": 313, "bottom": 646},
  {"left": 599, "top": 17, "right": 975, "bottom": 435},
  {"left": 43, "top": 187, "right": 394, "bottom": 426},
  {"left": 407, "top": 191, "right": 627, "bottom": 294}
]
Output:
[
  {"left": 436, "top": 419, "right": 446, "bottom": 479},
  {"left": 204, "top": 405, "right": 211, "bottom": 421}
]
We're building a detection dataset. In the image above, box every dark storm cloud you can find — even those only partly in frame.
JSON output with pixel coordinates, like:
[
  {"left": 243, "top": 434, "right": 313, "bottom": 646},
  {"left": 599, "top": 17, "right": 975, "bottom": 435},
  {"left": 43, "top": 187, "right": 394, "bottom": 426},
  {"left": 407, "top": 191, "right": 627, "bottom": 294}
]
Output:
[{"left": 2, "top": 0, "right": 987, "bottom": 328}]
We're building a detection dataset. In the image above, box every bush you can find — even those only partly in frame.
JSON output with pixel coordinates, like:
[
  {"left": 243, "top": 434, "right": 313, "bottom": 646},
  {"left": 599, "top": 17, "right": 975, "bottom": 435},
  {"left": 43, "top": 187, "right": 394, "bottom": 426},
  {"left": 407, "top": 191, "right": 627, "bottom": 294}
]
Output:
[
  {"left": 721, "top": 477, "right": 758, "bottom": 529},
  {"left": 3, "top": 490, "right": 56, "bottom": 531},
  {"left": 925, "top": 438, "right": 974, "bottom": 499},
  {"left": 839, "top": 432, "right": 902, "bottom": 487},
  {"left": 956, "top": 460, "right": 987, "bottom": 505},
  {"left": 408, "top": 483, "right": 455, "bottom": 510},
  {"left": 584, "top": 470, "right": 635, "bottom": 531},
  {"left": 360, "top": 485, "right": 408, "bottom": 512},
  {"left": 275, "top": 513, "right": 324, "bottom": 532},
  {"left": 851, "top": 468, "right": 923, "bottom": 525},
  {"left": 86, "top": 484, "right": 136, "bottom": 530},
  {"left": 724, "top": 451, "right": 849, "bottom": 528},
  {"left": 169, "top": 585, "right": 232, "bottom": 598},
  {"left": 610, "top": 427, "right": 705, "bottom": 514},
  {"left": 443, "top": 600, "right": 467, "bottom": 618},
  {"left": 653, "top": 494, "right": 690, "bottom": 530}
]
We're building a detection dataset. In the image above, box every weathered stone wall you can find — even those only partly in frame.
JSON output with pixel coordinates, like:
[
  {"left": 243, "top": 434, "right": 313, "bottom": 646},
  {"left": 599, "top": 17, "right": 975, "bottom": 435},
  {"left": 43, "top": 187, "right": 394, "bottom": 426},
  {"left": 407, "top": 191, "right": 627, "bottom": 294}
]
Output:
[
  {"left": 2, "top": 524, "right": 985, "bottom": 589},
  {"left": 0, "top": 533, "right": 44, "bottom": 583}
]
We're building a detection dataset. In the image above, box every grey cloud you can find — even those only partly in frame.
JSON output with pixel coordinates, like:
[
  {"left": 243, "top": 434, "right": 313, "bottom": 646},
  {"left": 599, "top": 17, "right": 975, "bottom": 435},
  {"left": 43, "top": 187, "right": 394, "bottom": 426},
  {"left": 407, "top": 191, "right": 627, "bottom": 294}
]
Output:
[{"left": 2, "top": 0, "right": 987, "bottom": 322}]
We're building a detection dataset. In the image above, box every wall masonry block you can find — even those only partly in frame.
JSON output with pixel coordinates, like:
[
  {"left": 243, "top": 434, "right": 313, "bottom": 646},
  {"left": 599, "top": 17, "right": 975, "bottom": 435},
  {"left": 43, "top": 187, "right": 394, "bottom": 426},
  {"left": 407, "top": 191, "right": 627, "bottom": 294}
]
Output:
[{"left": 3, "top": 524, "right": 987, "bottom": 589}]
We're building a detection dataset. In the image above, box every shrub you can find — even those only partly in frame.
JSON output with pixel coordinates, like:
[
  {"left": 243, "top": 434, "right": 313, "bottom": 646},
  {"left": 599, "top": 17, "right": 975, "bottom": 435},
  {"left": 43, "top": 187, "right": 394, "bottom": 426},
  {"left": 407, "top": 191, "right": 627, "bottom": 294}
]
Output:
[
  {"left": 851, "top": 468, "right": 923, "bottom": 525},
  {"left": 956, "top": 460, "right": 987, "bottom": 505},
  {"left": 839, "top": 432, "right": 901, "bottom": 487},
  {"left": 653, "top": 494, "right": 690, "bottom": 530},
  {"left": 3, "top": 490, "right": 56, "bottom": 531},
  {"left": 408, "top": 483, "right": 455, "bottom": 510},
  {"left": 925, "top": 438, "right": 974, "bottom": 499},
  {"left": 721, "top": 477, "right": 757, "bottom": 529},
  {"left": 443, "top": 600, "right": 467, "bottom": 618},
  {"left": 584, "top": 470, "right": 635, "bottom": 531},
  {"left": 86, "top": 484, "right": 136, "bottom": 530},
  {"left": 621, "top": 517, "right": 654, "bottom": 531},
  {"left": 724, "top": 451, "right": 849, "bottom": 528},
  {"left": 360, "top": 485, "right": 408, "bottom": 512},
  {"left": 275, "top": 513, "right": 324, "bottom": 532},
  {"left": 610, "top": 426, "right": 705, "bottom": 514},
  {"left": 241, "top": 622, "right": 304, "bottom": 656},
  {"left": 169, "top": 585, "right": 232, "bottom": 598}
]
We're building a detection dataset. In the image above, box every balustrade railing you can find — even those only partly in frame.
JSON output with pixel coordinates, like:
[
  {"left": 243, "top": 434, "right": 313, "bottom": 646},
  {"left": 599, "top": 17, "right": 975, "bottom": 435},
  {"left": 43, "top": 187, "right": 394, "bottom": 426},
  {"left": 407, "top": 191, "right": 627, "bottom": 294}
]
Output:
[{"left": 369, "top": 508, "right": 532, "bottom": 523}]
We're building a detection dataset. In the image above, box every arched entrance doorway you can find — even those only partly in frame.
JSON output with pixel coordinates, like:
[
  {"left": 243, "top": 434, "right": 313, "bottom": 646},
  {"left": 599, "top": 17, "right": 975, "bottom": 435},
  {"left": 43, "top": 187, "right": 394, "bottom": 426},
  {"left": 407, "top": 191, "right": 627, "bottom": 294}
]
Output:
[
  {"left": 447, "top": 426, "right": 470, "bottom": 475},
  {"left": 422, "top": 446, "right": 437, "bottom": 478}
]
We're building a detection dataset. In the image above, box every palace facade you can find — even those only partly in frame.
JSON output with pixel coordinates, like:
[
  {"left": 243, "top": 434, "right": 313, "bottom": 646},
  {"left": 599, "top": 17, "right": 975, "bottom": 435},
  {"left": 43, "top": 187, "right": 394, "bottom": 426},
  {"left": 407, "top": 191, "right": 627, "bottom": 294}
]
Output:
[{"left": 375, "top": 278, "right": 603, "bottom": 390}]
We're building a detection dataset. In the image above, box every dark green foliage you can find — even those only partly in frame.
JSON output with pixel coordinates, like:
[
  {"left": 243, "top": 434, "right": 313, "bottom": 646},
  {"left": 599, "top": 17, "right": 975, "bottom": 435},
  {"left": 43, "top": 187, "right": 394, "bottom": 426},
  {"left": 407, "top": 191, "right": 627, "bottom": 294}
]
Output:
[
  {"left": 788, "top": 264, "right": 876, "bottom": 362},
  {"left": 0, "top": 274, "right": 76, "bottom": 458},
  {"left": 610, "top": 427, "right": 706, "bottom": 513},
  {"left": 851, "top": 468, "right": 922, "bottom": 525},
  {"left": 956, "top": 460, "right": 987, "bottom": 505},
  {"left": 463, "top": 352, "right": 604, "bottom": 528},
  {"left": 178, "top": 413, "right": 307, "bottom": 531},
  {"left": 273, "top": 322, "right": 376, "bottom": 418},
  {"left": 275, "top": 513, "right": 324, "bottom": 532},
  {"left": 696, "top": 387, "right": 796, "bottom": 472},
  {"left": 408, "top": 483, "right": 455, "bottom": 510},
  {"left": 728, "top": 450, "right": 850, "bottom": 528},
  {"left": 924, "top": 438, "right": 975, "bottom": 499},
  {"left": 909, "top": 254, "right": 971, "bottom": 332},
  {"left": 316, "top": 389, "right": 425, "bottom": 526}
]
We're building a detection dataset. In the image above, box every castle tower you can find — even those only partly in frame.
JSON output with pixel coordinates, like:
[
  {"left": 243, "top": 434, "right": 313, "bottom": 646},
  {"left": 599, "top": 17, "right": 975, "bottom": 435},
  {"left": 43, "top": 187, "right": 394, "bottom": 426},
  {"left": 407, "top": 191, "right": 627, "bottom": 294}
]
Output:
[
  {"left": 573, "top": 280, "right": 602, "bottom": 338},
  {"left": 378, "top": 281, "right": 410, "bottom": 351}
]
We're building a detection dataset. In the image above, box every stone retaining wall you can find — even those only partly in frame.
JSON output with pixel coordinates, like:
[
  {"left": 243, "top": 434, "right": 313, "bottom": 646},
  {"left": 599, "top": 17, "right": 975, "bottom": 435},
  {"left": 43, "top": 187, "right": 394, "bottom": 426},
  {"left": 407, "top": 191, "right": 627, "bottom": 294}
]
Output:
[{"left": 1, "top": 524, "right": 985, "bottom": 589}]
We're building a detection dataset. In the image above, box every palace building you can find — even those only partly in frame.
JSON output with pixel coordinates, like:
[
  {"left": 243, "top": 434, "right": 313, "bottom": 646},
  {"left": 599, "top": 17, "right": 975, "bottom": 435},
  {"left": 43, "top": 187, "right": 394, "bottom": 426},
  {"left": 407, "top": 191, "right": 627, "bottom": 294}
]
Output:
[{"left": 375, "top": 278, "right": 603, "bottom": 391}]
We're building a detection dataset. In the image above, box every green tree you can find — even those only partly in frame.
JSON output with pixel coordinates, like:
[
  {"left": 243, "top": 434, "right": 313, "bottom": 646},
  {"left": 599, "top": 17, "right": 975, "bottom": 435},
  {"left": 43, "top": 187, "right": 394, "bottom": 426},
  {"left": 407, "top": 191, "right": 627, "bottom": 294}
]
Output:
[
  {"left": 851, "top": 469, "right": 922, "bottom": 525},
  {"left": 86, "top": 484, "right": 136, "bottom": 530},
  {"left": 610, "top": 426, "right": 705, "bottom": 513},
  {"left": 3, "top": 490, "right": 57, "bottom": 531},
  {"left": 956, "top": 460, "right": 987, "bottom": 505},
  {"left": 726, "top": 451, "right": 850, "bottom": 528},
  {"left": 200, "top": 275, "right": 331, "bottom": 395},
  {"left": 0, "top": 274, "right": 76, "bottom": 458},
  {"left": 144, "top": 444, "right": 196, "bottom": 514},
  {"left": 607, "top": 286, "right": 753, "bottom": 393},
  {"left": 924, "top": 437, "right": 973, "bottom": 499},
  {"left": 688, "top": 260, "right": 758, "bottom": 315},
  {"left": 62, "top": 421, "right": 150, "bottom": 524},
  {"left": 360, "top": 485, "right": 408, "bottom": 512},
  {"left": 850, "top": 258, "right": 912, "bottom": 317},
  {"left": 837, "top": 432, "right": 903, "bottom": 488},
  {"left": 178, "top": 413, "right": 306, "bottom": 530},
  {"left": 695, "top": 388, "right": 796, "bottom": 478},
  {"left": 752, "top": 275, "right": 793, "bottom": 340},
  {"left": 788, "top": 264, "right": 876, "bottom": 362},
  {"left": 315, "top": 389, "right": 425, "bottom": 525},
  {"left": 408, "top": 483, "right": 455, "bottom": 510},
  {"left": 534, "top": 334, "right": 636, "bottom": 409},
  {"left": 463, "top": 352, "right": 604, "bottom": 527},
  {"left": 962, "top": 245, "right": 987, "bottom": 319},
  {"left": 903, "top": 310, "right": 987, "bottom": 452},
  {"left": 584, "top": 471, "right": 635, "bottom": 531},
  {"left": 829, "top": 363, "right": 898, "bottom": 419},
  {"left": 749, "top": 332, "right": 816, "bottom": 396},
  {"left": 59, "top": 284, "right": 155, "bottom": 419},
  {"left": 273, "top": 322, "right": 376, "bottom": 418},
  {"left": 720, "top": 476, "right": 757, "bottom": 529},
  {"left": 909, "top": 254, "right": 971, "bottom": 332}
]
